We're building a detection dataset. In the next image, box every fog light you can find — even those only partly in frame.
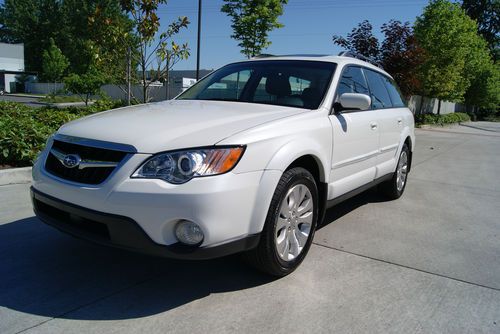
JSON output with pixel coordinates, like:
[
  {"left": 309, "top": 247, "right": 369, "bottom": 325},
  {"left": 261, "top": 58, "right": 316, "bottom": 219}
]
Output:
[{"left": 175, "top": 220, "right": 204, "bottom": 245}]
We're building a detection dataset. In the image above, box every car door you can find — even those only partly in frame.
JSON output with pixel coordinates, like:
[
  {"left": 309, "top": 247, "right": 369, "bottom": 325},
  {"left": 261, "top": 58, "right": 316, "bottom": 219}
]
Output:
[
  {"left": 363, "top": 69, "right": 405, "bottom": 177},
  {"left": 328, "top": 65, "right": 379, "bottom": 199}
]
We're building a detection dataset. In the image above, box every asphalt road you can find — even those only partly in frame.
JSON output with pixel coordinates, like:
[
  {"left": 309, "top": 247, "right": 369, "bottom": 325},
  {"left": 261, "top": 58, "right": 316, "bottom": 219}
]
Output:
[
  {"left": 0, "top": 95, "right": 43, "bottom": 108},
  {"left": 1, "top": 122, "right": 499, "bottom": 334}
]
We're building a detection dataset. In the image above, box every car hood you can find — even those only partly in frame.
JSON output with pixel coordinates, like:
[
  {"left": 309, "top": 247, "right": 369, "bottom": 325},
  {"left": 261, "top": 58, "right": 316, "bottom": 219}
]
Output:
[{"left": 58, "top": 100, "right": 306, "bottom": 153}]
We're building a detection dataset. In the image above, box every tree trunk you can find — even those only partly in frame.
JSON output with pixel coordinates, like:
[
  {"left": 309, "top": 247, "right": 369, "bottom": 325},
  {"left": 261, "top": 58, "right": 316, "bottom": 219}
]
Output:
[
  {"left": 437, "top": 99, "right": 442, "bottom": 116},
  {"left": 418, "top": 96, "right": 425, "bottom": 122}
]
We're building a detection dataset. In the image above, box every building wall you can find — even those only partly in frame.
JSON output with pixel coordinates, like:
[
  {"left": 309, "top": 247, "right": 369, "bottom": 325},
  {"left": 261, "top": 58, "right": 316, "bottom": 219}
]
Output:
[{"left": 0, "top": 43, "right": 25, "bottom": 72}]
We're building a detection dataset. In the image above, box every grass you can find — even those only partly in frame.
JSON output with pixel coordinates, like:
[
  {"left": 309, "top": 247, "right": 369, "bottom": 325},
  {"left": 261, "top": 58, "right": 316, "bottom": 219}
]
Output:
[{"left": 39, "top": 95, "right": 86, "bottom": 104}]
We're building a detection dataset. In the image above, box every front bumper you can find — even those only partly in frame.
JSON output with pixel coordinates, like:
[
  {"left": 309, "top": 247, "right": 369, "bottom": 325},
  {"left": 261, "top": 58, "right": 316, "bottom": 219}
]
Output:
[{"left": 31, "top": 187, "right": 260, "bottom": 260}]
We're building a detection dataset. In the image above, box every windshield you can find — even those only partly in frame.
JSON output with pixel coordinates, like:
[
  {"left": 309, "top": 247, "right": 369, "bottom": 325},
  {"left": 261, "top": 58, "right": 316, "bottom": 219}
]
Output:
[{"left": 177, "top": 60, "right": 337, "bottom": 109}]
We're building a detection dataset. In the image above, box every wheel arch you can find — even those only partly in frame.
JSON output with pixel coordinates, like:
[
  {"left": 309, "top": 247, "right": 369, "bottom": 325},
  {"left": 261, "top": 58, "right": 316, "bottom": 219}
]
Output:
[{"left": 285, "top": 155, "right": 328, "bottom": 225}]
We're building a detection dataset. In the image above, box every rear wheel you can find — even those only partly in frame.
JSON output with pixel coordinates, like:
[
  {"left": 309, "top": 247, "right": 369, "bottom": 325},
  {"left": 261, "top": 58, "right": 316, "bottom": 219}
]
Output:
[
  {"left": 380, "top": 144, "right": 410, "bottom": 199},
  {"left": 245, "top": 167, "right": 318, "bottom": 276}
]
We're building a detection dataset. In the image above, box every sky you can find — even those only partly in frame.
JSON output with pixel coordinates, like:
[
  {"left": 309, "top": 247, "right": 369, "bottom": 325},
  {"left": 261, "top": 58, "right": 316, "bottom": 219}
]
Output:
[{"left": 160, "top": 0, "right": 430, "bottom": 70}]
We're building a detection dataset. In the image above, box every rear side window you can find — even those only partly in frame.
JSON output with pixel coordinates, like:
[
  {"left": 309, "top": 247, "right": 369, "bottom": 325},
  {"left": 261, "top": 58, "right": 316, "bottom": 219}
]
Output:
[
  {"left": 364, "top": 69, "right": 392, "bottom": 109},
  {"left": 382, "top": 76, "right": 406, "bottom": 107},
  {"left": 336, "top": 66, "right": 369, "bottom": 96}
]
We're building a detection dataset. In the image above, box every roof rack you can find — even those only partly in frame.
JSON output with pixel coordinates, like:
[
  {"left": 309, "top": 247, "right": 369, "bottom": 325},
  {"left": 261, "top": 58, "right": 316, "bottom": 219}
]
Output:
[
  {"left": 252, "top": 54, "right": 331, "bottom": 59},
  {"left": 251, "top": 54, "right": 276, "bottom": 59},
  {"left": 338, "top": 51, "right": 382, "bottom": 69}
]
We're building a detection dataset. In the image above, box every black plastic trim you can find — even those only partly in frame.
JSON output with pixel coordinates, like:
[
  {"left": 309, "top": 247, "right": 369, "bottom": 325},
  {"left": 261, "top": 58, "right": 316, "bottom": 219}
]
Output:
[
  {"left": 326, "top": 173, "right": 393, "bottom": 208},
  {"left": 31, "top": 187, "right": 260, "bottom": 260}
]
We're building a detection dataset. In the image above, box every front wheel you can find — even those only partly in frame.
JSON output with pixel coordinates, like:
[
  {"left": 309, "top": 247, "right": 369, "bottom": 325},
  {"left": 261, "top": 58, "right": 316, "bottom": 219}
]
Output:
[
  {"left": 380, "top": 144, "right": 410, "bottom": 199},
  {"left": 245, "top": 167, "right": 318, "bottom": 277}
]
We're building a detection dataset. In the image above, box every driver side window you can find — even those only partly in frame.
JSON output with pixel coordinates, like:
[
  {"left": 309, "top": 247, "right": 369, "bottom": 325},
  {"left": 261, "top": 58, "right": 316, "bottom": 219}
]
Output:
[{"left": 336, "top": 66, "right": 369, "bottom": 97}]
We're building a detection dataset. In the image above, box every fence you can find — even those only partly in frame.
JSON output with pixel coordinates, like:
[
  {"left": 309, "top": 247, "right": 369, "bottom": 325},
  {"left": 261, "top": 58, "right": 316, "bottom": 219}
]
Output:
[
  {"left": 25, "top": 83, "right": 184, "bottom": 102},
  {"left": 408, "top": 96, "right": 467, "bottom": 115}
]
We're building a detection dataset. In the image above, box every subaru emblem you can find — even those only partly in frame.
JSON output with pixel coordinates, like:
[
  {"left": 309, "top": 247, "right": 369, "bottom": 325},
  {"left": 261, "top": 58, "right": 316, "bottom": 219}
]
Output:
[{"left": 62, "top": 154, "right": 81, "bottom": 169}]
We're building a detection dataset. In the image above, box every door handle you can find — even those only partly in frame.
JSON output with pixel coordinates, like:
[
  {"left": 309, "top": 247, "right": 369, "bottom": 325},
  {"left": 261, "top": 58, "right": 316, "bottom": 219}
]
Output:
[
  {"left": 397, "top": 118, "right": 403, "bottom": 125},
  {"left": 370, "top": 122, "right": 378, "bottom": 130}
]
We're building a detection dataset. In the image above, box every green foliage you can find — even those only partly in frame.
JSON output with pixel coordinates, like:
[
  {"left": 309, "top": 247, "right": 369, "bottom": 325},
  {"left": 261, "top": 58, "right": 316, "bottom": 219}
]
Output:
[
  {"left": 0, "top": 100, "right": 123, "bottom": 167},
  {"left": 0, "top": 0, "right": 134, "bottom": 77},
  {"left": 221, "top": 0, "right": 288, "bottom": 58},
  {"left": 41, "top": 38, "right": 70, "bottom": 82},
  {"left": 420, "top": 112, "right": 471, "bottom": 125},
  {"left": 414, "top": 0, "right": 489, "bottom": 104},
  {"left": 0, "top": 0, "right": 61, "bottom": 72},
  {"left": 40, "top": 95, "right": 83, "bottom": 104},
  {"left": 465, "top": 60, "right": 500, "bottom": 111},
  {"left": 64, "top": 67, "right": 107, "bottom": 106},
  {"left": 462, "top": 0, "right": 500, "bottom": 61}
]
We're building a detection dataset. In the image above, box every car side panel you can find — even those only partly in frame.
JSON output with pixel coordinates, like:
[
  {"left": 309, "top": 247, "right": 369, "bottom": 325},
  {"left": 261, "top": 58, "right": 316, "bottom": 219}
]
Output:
[
  {"left": 327, "top": 110, "right": 379, "bottom": 199},
  {"left": 376, "top": 108, "right": 415, "bottom": 177}
]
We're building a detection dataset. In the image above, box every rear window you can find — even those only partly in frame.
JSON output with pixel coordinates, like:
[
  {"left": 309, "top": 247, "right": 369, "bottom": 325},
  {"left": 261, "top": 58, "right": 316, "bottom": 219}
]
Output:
[{"left": 178, "top": 60, "right": 337, "bottom": 110}]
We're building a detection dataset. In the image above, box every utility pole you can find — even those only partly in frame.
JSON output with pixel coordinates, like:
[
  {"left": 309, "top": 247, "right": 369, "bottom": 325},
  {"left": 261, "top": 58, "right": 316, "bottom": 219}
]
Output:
[
  {"left": 126, "top": 47, "right": 131, "bottom": 106},
  {"left": 196, "top": 0, "right": 202, "bottom": 80}
]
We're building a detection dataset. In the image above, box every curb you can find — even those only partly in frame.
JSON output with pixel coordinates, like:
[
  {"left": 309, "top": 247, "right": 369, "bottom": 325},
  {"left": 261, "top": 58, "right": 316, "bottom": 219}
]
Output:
[
  {"left": 0, "top": 167, "right": 32, "bottom": 186},
  {"left": 5, "top": 93, "right": 46, "bottom": 98},
  {"left": 32, "top": 101, "right": 95, "bottom": 108}
]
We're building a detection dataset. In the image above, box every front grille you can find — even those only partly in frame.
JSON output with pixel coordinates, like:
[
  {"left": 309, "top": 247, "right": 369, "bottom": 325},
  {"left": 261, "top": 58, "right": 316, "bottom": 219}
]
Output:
[
  {"left": 45, "top": 140, "right": 127, "bottom": 185},
  {"left": 34, "top": 198, "right": 111, "bottom": 240}
]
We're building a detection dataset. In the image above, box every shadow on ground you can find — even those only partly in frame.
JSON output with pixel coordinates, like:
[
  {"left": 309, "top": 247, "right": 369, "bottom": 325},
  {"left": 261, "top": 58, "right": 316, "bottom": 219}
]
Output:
[
  {"left": 319, "top": 187, "right": 390, "bottom": 230},
  {"left": 0, "top": 188, "right": 391, "bottom": 322},
  {"left": 0, "top": 217, "right": 274, "bottom": 321}
]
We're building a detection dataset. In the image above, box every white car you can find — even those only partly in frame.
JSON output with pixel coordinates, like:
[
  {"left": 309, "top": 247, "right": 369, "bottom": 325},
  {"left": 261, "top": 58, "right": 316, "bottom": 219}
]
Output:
[{"left": 31, "top": 54, "right": 415, "bottom": 276}]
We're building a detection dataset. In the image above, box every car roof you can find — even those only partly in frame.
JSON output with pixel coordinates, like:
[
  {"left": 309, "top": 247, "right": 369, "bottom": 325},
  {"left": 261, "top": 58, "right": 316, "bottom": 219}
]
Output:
[{"left": 240, "top": 54, "right": 392, "bottom": 79}]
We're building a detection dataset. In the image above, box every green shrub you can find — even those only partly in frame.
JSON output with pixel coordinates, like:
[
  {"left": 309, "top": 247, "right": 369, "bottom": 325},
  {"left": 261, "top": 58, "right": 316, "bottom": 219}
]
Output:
[
  {"left": 40, "top": 95, "right": 83, "bottom": 103},
  {"left": 0, "top": 99, "right": 125, "bottom": 167},
  {"left": 419, "top": 112, "right": 470, "bottom": 126}
]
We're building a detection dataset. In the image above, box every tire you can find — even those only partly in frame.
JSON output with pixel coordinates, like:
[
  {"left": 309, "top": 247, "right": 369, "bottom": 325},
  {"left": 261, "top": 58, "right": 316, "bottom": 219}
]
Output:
[
  {"left": 245, "top": 167, "right": 318, "bottom": 277},
  {"left": 380, "top": 143, "right": 410, "bottom": 200}
]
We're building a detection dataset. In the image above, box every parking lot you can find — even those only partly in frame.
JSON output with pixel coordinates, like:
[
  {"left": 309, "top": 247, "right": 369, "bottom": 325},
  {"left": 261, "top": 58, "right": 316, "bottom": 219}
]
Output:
[{"left": 1, "top": 123, "right": 499, "bottom": 334}]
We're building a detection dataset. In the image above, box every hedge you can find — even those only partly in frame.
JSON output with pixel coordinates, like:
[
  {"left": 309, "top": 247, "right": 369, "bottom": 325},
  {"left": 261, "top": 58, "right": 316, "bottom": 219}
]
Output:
[
  {"left": 420, "top": 112, "right": 470, "bottom": 126},
  {"left": 0, "top": 99, "right": 124, "bottom": 167}
]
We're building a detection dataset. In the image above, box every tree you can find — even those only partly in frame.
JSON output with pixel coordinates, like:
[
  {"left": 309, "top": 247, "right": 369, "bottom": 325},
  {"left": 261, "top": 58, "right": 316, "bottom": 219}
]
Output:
[
  {"left": 64, "top": 67, "right": 107, "bottom": 106},
  {"left": 221, "top": 0, "right": 288, "bottom": 58},
  {"left": 0, "top": 0, "right": 61, "bottom": 72},
  {"left": 462, "top": 0, "right": 500, "bottom": 61},
  {"left": 0, "top": 0, "right": 135, "bottom": 77},
  {"left": 333, "top": 20, "right": 380, "bottom": 61},
  {"left": 380, "top": 20, "right": 425, "bottom": 98},
  {"left": 414, "top": 0, "right": 488, "bottom": 114},
  {"left": 120, "top": 0, "right": 190, "bottom": 103},
  {"left": 332, "top": 20, "right": 424, "bottom": 98},
  {"left": 42, "top": 38, "right": 69, "bottom": 83},
  {"left": 464, "top": 59, "right": 500, "bottom": 113}
]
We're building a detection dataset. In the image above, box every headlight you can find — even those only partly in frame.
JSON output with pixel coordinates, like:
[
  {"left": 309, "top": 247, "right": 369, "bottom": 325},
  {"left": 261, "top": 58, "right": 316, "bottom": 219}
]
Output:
[{"left": 131, "top": 146, "right": 245, "bottom": 184}]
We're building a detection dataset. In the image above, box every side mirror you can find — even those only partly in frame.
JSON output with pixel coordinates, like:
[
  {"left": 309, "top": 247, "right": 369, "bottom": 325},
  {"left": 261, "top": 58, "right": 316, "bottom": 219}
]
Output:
[{"left": 338, "top": 93, "right": 371, "bottom": 111}]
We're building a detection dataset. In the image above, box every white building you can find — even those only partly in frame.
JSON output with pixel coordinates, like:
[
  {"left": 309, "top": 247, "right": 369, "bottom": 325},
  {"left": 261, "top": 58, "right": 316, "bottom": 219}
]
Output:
[{"left": 0, "top": 42, "right": 26, "bottom": 93}]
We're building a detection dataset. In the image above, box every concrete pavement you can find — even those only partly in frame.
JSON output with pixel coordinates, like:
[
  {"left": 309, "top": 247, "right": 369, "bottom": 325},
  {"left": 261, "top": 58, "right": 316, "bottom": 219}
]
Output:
[{"left": 1, "top": 122, "right": 499, "bottom": 333}]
